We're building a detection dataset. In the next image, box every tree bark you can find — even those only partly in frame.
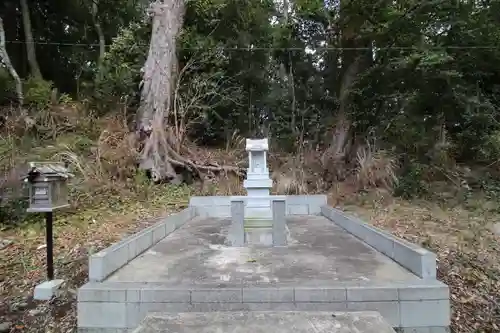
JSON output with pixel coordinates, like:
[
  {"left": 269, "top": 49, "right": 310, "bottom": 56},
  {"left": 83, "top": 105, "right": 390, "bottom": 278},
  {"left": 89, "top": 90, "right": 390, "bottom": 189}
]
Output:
[
  {"left": 0, "top": 17, "right": 23, "bottom": 106},
  {"left": 281, "top": 0, "right": 298, "bottom": 143},
  {"left": 91, "top": 0, "right": 105, "bottom": 70},
  {"left": 19, "top": 0, "right": 42, "bottom": 79},
  {"left": 137, "top": 0, "right": 185, "bottom": 182},
  {"left": 322, "top": 1, "right": 372, "bottom": 177}
]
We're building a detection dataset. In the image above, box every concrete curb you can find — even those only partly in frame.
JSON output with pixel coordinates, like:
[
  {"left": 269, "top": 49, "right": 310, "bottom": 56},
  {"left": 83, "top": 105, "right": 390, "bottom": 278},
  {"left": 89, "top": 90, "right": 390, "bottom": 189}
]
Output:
[
  {"left": 88, "top": 207, "right": 195, "bottom": 282},
  {"left": 77, "top": 280, "right": 450, "bottom": 329},
  {"left": 190, "top": 195, "right": 327, "bottom": 217},
  {"left": 321, "top": 206, "right": 437, "bottom": 279}
]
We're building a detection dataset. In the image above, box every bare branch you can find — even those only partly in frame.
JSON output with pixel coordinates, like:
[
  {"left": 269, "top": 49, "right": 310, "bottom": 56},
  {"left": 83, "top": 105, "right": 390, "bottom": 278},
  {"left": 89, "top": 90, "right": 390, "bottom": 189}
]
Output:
[{"left": 0, "top": 17, "right": 23, "bottom": 107}]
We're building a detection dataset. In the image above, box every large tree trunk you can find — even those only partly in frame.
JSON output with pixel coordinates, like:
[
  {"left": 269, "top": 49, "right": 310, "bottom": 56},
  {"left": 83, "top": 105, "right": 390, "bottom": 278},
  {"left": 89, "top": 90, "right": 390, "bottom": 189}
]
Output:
[
  {"left": 0, "top": 17, "right": 23, "bottom": 106},
  {"left": 19, "top": 0, "right": 42, "bottom": 79},
  {"left": 137, "top": 0, "right": 185, "bottom": 182},
  {"left": 283, "top": 0, "right": 298, "bottom": 143},
  {"left": 91, "top": 0, "right": 105, "bottom": 70},
  {"left": 322, "top": 1, "right": 372, "bottom": 179}
]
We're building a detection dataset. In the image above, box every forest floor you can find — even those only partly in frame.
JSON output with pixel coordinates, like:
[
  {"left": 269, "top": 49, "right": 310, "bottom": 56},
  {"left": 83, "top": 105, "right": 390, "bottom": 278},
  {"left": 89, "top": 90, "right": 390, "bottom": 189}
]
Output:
[{"left": 0, "top": 181, "right": 499, "bottom": 333}]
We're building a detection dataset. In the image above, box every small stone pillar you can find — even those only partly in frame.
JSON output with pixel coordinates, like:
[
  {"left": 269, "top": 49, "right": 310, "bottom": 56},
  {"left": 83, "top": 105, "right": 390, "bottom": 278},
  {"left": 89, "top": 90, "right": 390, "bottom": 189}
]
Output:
[
  {"left": 243, "top": 138, "right": 273, "bottom": 223},
  {"left": 230, "top": 196, "right": 287, "bottom": 247},
  {"left": 230, "top": 199, "right": 245, "bottom": 246},
  {"left": 272, "top": 197, "right": 287, "bottom": 246}
]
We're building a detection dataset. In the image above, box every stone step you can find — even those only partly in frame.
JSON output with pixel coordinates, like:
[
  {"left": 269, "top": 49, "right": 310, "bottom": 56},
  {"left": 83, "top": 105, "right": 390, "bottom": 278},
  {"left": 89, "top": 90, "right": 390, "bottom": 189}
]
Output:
[
  {"left": 132, "top": 311, "right": 396, "bottom": 333},
  {"left": 244, "top": 218, "right": 273, "bottom": 228}
]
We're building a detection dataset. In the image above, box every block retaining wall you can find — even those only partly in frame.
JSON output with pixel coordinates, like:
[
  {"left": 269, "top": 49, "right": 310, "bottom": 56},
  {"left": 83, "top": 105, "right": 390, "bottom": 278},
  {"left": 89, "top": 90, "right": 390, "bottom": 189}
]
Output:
[
  {"left": 78, "top": 281, "right": 450, "bottom": 332},
  {"left": 321, "top": 206, "right": 437, "bottom": 279},
  {"left": 88, "top": 208, "right": 195, "bottom": 282},
  {"left": 189, "top": 195, "right": 327, "bottom": 217}
]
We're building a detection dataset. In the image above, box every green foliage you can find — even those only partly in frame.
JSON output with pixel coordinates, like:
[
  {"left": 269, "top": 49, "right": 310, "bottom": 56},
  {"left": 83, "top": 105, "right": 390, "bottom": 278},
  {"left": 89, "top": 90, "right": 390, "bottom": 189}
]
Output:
[
  {"left": 0, "top": 197, "right": 29, "bottom": 227},
  {"left": 394, "top": 162, "right": 429, "bottom": 199},
  {"left": 93, "top": 22, "right": 150, "bottom": 110},
  {"left": 478, "top": 131, "right": 500, "bottom": 162},
  {"left": 0, "top": 68, "right": 16, "bottom": 105},
  {"left": 2, "top": 0, "right": 500, "bottom": 192},
  {"left": 23, "top": 77, "right": 54, "bottom": 109}
]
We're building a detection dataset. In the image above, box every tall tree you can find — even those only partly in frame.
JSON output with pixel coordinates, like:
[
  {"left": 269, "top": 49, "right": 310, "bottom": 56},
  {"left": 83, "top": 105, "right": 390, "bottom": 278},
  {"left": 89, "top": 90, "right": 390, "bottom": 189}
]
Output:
[
  {"left": 90, "top": 0, "right": 105, "bottom": 70},
  {"left": 137, "top": 0, "right": 186, "bottom": 182},
  {"left": 19, "top": 0, "right": 42, "bottom": 78},
  {"left": 322, "top": 0, "right": 372, "bottom": 175}
]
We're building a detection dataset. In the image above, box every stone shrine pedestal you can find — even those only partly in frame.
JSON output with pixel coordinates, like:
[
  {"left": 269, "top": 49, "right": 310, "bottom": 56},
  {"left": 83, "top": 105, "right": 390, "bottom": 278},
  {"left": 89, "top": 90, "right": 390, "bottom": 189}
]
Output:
[{"left": 243, "top": 138, "right": 273, "bottom": 226}]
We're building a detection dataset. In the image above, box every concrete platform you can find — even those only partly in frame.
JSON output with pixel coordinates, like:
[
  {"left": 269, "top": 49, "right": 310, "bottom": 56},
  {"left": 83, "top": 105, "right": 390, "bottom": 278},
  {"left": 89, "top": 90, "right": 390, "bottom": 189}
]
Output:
[
  {"left": 77, "top": 196, "right": 450, "bottom": 333},
  {"left": 132, "top": 311, "right": 396, "bottom": 333},
  {"left": 106, "top": 216, "right": 417, "bottom": 286}
]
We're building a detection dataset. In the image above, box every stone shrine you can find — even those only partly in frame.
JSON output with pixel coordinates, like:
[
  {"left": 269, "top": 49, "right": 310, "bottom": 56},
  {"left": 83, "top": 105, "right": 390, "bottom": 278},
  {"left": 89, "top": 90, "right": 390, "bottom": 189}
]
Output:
[
  {"left": 76, "top": 136, "right": 451, "bottom": 333},
  {"left": 242, "top": 138, "right": 273, "bottom": 225}
]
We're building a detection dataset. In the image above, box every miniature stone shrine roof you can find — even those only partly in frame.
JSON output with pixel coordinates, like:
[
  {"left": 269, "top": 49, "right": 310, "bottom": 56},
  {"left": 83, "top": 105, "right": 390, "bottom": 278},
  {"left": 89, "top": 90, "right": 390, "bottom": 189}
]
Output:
[
  {"left": 21, "top": 162, "right": 74, "bottom": 180},
  {"left": 246, "top": 138, "right": 268, "bottom": 151}
]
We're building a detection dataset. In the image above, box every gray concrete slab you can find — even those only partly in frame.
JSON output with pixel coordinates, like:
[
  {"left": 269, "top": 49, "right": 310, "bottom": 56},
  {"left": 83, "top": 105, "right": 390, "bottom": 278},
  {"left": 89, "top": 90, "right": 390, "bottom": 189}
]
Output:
[
  {"left": 77, "top": 212, "right": 450, "bottom": 332},
  {"left": 106, "top": 216, "right": 418, "bottom": 287},
  {"left": 132, "top": 311, "right": 396, "bottom": 333}
]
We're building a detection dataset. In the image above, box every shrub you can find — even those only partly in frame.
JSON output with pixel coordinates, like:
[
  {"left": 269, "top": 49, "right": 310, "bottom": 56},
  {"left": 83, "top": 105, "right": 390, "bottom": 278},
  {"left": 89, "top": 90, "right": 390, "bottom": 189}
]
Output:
[
  {"left": 0, "top": 67, "right": 16, "bottom": 105},
  {"left": 0, "top": 197, "right": 29, "bottom": 227},
  {"left": 93, "top": 22, "right": 150, "bottom": 111},
  {"left": 479, "top": 130, "right": 500, "bottom": 162},
  {"left": 23, "top": 76, "right": 54, "bottom": 110},
  {"left": 355, "top": 143, "right": 398, "bottom": 191},
  {"left": 394, "top": 161, "right": 429, "bottom": 199}
]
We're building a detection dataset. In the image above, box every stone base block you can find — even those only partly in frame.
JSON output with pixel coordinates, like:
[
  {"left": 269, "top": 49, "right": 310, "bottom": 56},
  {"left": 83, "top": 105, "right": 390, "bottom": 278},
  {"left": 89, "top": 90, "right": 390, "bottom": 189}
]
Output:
[
  {"left": 34, "top": 279, "right": 64, "bottom": 300},
  {"left": 132, "top": 311, "right": 396, "bottom": 333}
]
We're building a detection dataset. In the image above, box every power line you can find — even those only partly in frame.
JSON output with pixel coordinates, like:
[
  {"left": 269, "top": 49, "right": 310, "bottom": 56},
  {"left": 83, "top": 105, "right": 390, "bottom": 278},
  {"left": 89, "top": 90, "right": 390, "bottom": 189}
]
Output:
[{"left": 2, "top": 40, "right": 499, "bottom": 50}]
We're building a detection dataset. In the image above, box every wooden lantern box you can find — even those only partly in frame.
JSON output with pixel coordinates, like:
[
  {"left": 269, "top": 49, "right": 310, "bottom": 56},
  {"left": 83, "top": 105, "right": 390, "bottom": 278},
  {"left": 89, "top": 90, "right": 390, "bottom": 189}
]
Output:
[{"left": 22, "top": 162, "right": 73, "bottom": 213}]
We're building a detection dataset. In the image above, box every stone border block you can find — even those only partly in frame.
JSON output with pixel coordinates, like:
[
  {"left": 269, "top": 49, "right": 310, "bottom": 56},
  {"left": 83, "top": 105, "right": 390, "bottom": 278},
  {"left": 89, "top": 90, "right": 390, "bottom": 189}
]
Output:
[
  {"left": 77, "top": 329, "right": 131, "bottom": 333},
  {"left": 294, "top": 287, "right": 347, "bottom": 302},
  {"left": 78, "top": 283, "right": 127, "bottom": 303},
  {"left": 393, "top": 239, "right": 437, "bottom": 279},
  {"left": 400, "top": 299, "right": 451, "bottom": 327},
  {"left": 321, "top": 206, "right": 437, "bottom": 279},
  {"left": 347, "top": 286, "right": 398, "bottom": 302},
  {"left": 151, "top": 224, "right": 166, "bottom": 244},
  {"left": 189, "top": 196, "right": 230, "bottom": 206},
  {"left": 399, "top": 327, "right": 450, "bottom": 333},
  {"left": 294, "top": 302, "right": 348, "bottom": 311},
  {"left": 191, "top": 289, "right": 242, "bottom": 303},
  {"left": 77, "top": 281, "right": 450, "bottom": 331},
  {"left": 34, "top": 279, "right": 65, "bottom": 300},
  {"left": 88, "top": 208, "right": 195, "bottom": 282},
  {"left": 284, "top": 195, "right": 326, "bottom": 215},
  {"left": 78, "top": 302, "right": 127, "bottom": 328},
  {"left": 189, "top": 195, "right": 327, "bottom": 217},
  {"left": 88, "top": 253, "right": 106, "bottom": 282},
  {"left": 140, "top": 288, "right": 190, "bottom": 303},
  {"left": 287, "top": 205, "right": 308, "bottom": 215},
  {"left": 242, "top": 287, "right": 294, "bottom": 303},
  {"left": 398, "top": 283, "right": 449, "bottom": 301}
]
